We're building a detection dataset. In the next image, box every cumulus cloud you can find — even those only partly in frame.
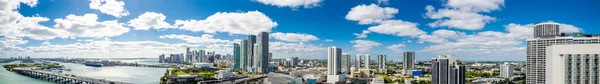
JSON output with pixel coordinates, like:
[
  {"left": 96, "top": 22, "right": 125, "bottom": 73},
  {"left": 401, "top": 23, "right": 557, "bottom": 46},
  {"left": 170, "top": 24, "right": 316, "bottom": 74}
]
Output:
[
  {"left": 53, "top": 14, "right": 130, "bottom": 38},
  {"left": 424, "top": 0, "right": 504, "bottom": 30},
  {"left": 159, "top": 34, "right": 231, "bottom": 44},
  {"left": 270, "top": 32, "right": 319, "bottom": 42},
  {"left": 367, "top": 20, "right": 426, "bottom": 37},
  {"left": 387, "top": 44, "right": 405, "bottom": 53},
  {"left": 174, "top": 11, "right": 278, "bottom": 35},
  {"left": 345, "top": 4, "right": 398, "bottom": 24},
  {"left": 350, "top": 40, "right": 381, "bottom": 53},
  {"left": 128, "top": 12, "right": 174, "bottom": 30},
  {"left": 353, "top": 30, "right": 370, "bottom": 38},
  {"left": 253, "top": 0, "right": 323, "bottom": 9},
  {"left": 419, "top": 22, "right": 581, "bottom": 57},
  {"left": 89, "top": 0, "right": 129, "bottom": 18},
  {"left": 41, "top": 41, "right": 50, "bottom": 45},
  {"left": 269, "top": 41, "right": 327, "bottom": 58}
]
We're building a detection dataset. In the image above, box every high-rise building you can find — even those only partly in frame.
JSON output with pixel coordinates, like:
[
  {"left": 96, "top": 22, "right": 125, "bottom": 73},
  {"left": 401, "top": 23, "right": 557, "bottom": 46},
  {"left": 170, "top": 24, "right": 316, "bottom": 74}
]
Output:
[
  {"left": 534, "top": 21, "right": 560, "bottom": 38},
  {"left": 500, "top": 62, "right": 514, "bottom": 78},
  {"left": 247, "top": 35, "right": 256, "bottom": 71},
  {"left": 268, "top": 53, "right": 272, "bottom": 62},
  {"left": 159, "top": 54, "right": 165, "bottom": 63},
  {"left": 186, "top": 47, "right": 191, "bottom": 63},
  {"left": 233, "top": 43, "right": 241, "bottom": 69},
  {"left": 432, "top": 56, "right": 465, "bottom": 84},
  {"left": 327, "top": 46, "right": 342, "bottom": 75},
  {"left": 378, "top": 53, "right": 386, "bottom": 73},
  {"left": 255, "top": 32, "right": 269, "bottom": 73},
  {"left": 364, "top": 54, "right": 370, "bottom": 69},
  {"left": 354, "top": 54, "right": 361, "bottom": 72},
  {"left": 526, "top": 21, "right": 600, "bottom": 84},
  {"left": 197, "top": 50, "right": 205, "bottom": 62},
  {"left": 240, "top": 40, "right": 248, "bottom": 70},
  {"left": 327, "top": 46, "right": 344, "bottom": 83},
  {"left": 545, "top": 44, "right": 600, "bottom": 84},
  {"left": 341, "top": 53, "right": 351, "bottom": 74},
  {"left": 252, "top": 44, "right": 259, "bottom": 72},
  {"left": 403, "top": 51, "right": 415, "bottom": 75},
  {"left": 291, "top": 57, "right": 299, "bottom": 67}
]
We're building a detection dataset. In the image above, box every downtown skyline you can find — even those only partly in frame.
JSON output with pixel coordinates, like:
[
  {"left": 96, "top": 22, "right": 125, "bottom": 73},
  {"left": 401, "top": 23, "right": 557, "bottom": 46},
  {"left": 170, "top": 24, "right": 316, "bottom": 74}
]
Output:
[{"left": 1, "top": 0, "right": 600, "bottom": 61}]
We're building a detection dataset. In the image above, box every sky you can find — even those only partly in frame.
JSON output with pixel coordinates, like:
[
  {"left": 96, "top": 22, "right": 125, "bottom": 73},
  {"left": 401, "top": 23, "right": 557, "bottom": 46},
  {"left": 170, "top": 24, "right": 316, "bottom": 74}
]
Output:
[{"left": 1, "top": 0, "right": 599, "bottom": 61}]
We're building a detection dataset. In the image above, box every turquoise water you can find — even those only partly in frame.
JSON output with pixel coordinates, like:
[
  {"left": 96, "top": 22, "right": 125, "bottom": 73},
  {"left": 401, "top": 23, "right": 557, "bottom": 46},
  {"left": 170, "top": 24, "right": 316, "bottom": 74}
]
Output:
[
  {"left": 0, "top": 59, "right": 167, "bottom": 84},
  {"left": 0, "top": 61, "right": 54, "bottom": 84}
]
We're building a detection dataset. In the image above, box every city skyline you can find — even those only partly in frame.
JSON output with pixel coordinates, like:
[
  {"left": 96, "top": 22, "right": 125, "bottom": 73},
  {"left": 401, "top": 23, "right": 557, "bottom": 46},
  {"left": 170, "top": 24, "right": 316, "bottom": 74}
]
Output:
[{"left": 2, "top": 0, "right": 600, "bottom": 61}]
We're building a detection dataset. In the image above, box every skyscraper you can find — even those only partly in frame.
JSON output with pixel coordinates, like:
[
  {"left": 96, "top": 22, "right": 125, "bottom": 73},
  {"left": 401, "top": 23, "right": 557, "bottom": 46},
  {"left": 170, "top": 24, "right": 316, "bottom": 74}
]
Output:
[
  {"left": 233, "top": 43, "right": 241, "bottom": 69},
  {"left": 378, "top": 53, "right": 386, "bottom": 73},
  {"left": 159, "top": 54, "right": 165, "bottom": 63},
  {"left": 291, "top": 57, "right": 299, "bottom": 67},
  {"left": 197, "top": 50, "right": 205, "bottom": 62},
  {"left": 354, "top": 54, "right": 361, "bottom": 72},
  {"left": 500, "top": 62, "right": 514, "bottom": 78},
  {"left": 403, "top": 51, "right": 415, "bottom": 75},
  {"left": 545, "top": 44, "right": 600, "bottom": 84},
  {"left": 255, "top": 32, "right": 269, "bottom": 73},
  {"left": 327, "top": 46, "right": 342, "bottom": 75},
  {"left": 341, "top": 53, "right": 351, "bottom": 74},
  {"left": 186, "top": 47, "right": 191, "bottom": 63},
  {"left": 179, "top": 53, "right": 185, "bottom": 63},
  {"left": 364, "top": 54, "right": 370, "bottom": 69},
  {"left": 432, "top": 56, "right": 465, "bottom": 84},
  {"left": 526, "top": 21, "right": 600, "bottom": 84},
  {"left": 247, "top": 35, "right": 256, "bottom": 71},
  {"left": 240, "top": 40, "right": 248, "bottom": 70}
]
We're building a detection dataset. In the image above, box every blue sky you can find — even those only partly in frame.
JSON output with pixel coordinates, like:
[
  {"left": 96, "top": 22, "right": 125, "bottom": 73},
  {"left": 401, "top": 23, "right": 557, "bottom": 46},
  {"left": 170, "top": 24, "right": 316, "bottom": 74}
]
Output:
[{"left": 1, "top": 0, "right": 599, "bottom": 61}]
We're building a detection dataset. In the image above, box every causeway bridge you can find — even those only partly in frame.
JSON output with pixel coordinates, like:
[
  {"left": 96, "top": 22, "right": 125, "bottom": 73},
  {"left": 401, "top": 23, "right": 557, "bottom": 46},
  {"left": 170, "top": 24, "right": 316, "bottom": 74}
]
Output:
[{"left": 12, "top": 68, "right": 131, "bottom": 84}]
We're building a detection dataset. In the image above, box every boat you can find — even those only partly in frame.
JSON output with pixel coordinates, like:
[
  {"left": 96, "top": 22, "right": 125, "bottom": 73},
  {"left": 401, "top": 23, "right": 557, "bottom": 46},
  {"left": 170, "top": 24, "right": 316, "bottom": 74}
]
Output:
[{"left": 84, "top": 62, "right": 103, "bottom": 67}]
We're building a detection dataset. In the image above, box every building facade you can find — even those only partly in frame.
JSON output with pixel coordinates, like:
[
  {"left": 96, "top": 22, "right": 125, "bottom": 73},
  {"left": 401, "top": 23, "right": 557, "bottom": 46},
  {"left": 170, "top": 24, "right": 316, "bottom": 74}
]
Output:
[
  {"left": 403, "top": 51, "right": 415, "bottom": 75},
  {"left": 255, "top": 32, "right": 269, "bottom": 73},
  {"left": 526, "top": 21, "right": 600, "bottom": 84},
  {"left": 432, "top": 56, "right": 465, "bottom": 84},
  {"left": 500, "top": 62, "right": 514, "bottom": 78},
  {"left": 364, "top": 54, "right": 370, "bottom": 69},
  {"left": 327, "top": 46, "right": 342, "bottom": 75},
  {"left": 378, "top": 53, "right": 386, "bottom": 73},
  {"left": 247, "top": 35, "right": 256, "bottom": 71},
  {"left": 240, "top": 40, "right": 248, "bottom": 70},
  {"left": 233, "top": 43, "right": 241, "bottom": 69},
  {"left": 355, "top": 54, "right": 361, "bottom": 72},
  {"left": 341, "top": 53, "right": 351, "bottom": 74},
  {"left": 545, "top": 44, "right": 600, "bottom": 84}
]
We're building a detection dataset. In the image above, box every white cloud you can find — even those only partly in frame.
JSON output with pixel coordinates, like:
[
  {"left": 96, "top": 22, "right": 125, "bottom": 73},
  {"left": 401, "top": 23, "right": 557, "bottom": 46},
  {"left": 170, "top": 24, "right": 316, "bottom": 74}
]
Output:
[
  {"left": 345, "top": 4, "right": 398, "bottom": 24},
  {"left": 377, "top": 0, "right": 389, "bottom": 5},
  {"left": 269, "top": 41, "right": 327, "bottom": 58},
  {"left": 0, "top": 36, "right": 28, "bottom": 54},
  {"left": 324, "top": 39, "right": 334, "bottom": 42},
  {"left": 159, "top": 34, "right": 231, "bottom": 44},
  {"left": 89, "top": 0, "right": 129, "bottom": 18},
  {"left": 387, "top": 44, "right": 405, "bottom": 53},
  {"left": 41, "top": 41, "right": 50, "bottom": 45},
  {"left": 174, "top": 11, "right": 278, "bottom": 35},
  {"left": 353, "top": 30, "right": 370, "bottom": 38},
  {"left": 417, "top": 29, "right": 465, "bottom": 43},
  {"left": 350, "top": 40, "right": 381, "bottom": 53},
  {"left": 270, "top": 32, "right": 319, "bottom": 42},
  {"left": 128, "top": 12, "right": 174, "bottom": 30},
  {"left": 253, "top": 0, "right": 323, "bottom": 9},
  {"left": 425, "top": 5, "right": 496, "bottom": 30},
  {"left": 425, "top": 0, "right": 504, "bottom": 30},
  {"left": 445, "top": 0, "right": 505, "bottom": 12},
  {"left": 419, "top": 22, "right": 581, "bottom": 57},
  {"left": 559, "top": 23, "right": 582, "bottom": 33},
  {"left": 367, "top": 20, "right": 426, "bottom": 37},
  {"left": 53, "top": 14, "right": 130, "bottom": 38},
  {"left": 0, "top": 0, "right": 63, "bottom": 40}
]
